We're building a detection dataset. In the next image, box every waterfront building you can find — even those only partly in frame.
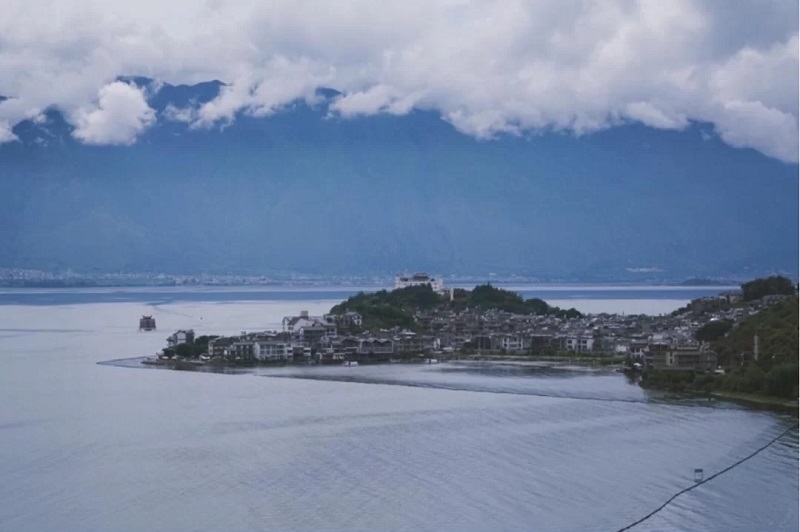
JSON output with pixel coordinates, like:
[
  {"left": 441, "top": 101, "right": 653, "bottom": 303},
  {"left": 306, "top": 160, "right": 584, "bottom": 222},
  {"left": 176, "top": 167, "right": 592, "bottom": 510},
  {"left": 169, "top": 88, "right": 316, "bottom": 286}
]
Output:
[
  {"left": 647, "top": 344, "right": 716, "bottom": 372},
  {"left": 254, "top": 339, "right": 293, "bottom": 361},
  {"left": 357, "top": 338, "right": 394, "bottom": 356}
]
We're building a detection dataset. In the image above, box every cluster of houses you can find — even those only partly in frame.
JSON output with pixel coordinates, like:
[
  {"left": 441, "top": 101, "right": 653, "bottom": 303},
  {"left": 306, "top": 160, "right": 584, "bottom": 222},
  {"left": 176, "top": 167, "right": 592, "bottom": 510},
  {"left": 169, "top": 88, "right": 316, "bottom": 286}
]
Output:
[
  {"left": 158, "top": 285, "right": 790, "bottom": 373},
  {"left": 197, "top": 310, "right": 428, "bottom": 365}
]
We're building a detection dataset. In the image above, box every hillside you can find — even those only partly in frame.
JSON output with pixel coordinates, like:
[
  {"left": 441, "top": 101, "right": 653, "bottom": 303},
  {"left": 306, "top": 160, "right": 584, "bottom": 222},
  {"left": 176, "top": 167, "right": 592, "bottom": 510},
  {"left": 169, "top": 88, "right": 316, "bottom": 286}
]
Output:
[
  {"left": 645, "top": 295, "right": 799, "bottom": 399},
  {"left": 329, "top": 284, "right": 581, "bottom": 331},
  {"left": 712, "top": 296, "right": 799, "bottom": 370}
]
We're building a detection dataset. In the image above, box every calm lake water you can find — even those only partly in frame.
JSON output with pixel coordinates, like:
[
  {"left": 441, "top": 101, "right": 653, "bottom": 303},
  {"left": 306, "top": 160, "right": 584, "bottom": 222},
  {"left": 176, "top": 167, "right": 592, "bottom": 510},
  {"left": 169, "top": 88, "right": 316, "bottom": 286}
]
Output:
[
  {"left": 0, "top": 284, "right": 737, "bottom": 314},
  {"left": 0, "top": 289, "right": 796, "bottom": 531}
]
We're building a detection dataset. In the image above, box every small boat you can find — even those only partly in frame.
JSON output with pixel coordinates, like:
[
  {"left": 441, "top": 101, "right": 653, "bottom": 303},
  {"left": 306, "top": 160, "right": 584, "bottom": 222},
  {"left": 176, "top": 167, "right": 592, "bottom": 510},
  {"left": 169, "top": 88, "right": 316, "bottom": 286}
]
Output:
[{"left": 139, "top": 315, "right": 157, "bottom": 331}]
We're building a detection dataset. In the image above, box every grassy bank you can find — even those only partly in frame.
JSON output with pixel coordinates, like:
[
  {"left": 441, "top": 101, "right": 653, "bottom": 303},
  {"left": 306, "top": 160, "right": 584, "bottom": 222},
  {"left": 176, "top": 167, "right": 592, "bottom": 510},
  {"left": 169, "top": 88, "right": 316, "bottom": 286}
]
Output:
[{"left": 708, "top": 390, "right": 798, "bottom": 410}]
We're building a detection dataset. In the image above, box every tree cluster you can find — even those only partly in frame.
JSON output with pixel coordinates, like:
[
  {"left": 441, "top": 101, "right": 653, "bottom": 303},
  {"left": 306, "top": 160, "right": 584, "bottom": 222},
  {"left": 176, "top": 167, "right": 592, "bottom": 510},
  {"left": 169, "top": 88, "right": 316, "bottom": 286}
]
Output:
[
  {"left": 712, "top": 296, "right": 798, "bottom": 370},
  {"left": 694, "top": 319, "right": 733, "bottom": 343},
  {"left": 163, "top": 334, "right": 219, "bottom": 359},
  {"left": 741, "top": 275, "right": 796, "bottom": 301},
  {"left": 329, "top": 283, "right": 582, "bottom": 331},
  {"left": 646, "top": 296, "right": 798, "bottom": 399}
]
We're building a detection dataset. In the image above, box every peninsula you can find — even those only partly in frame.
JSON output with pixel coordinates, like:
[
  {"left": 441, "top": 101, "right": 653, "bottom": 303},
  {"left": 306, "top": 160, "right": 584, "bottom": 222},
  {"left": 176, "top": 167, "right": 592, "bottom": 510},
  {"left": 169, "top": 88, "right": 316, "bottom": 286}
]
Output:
[{"left": 147, "top": 276, "right": 798, "bottom": 404}]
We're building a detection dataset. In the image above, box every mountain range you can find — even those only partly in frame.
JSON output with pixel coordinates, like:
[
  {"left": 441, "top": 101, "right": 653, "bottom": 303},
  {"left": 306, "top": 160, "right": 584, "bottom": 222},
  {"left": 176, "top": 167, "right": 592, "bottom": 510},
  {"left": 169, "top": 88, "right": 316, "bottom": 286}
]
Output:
[{"left": 0, "top": 78, "right": 797, "bottom": 280}]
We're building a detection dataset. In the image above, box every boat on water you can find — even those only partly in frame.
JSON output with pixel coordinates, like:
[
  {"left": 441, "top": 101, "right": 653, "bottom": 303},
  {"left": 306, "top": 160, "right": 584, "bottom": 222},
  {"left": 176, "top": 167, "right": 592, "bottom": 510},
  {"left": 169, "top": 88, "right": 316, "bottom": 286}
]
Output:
[{"left": 139, "top": 315, "right": 157, "bottom": 331}]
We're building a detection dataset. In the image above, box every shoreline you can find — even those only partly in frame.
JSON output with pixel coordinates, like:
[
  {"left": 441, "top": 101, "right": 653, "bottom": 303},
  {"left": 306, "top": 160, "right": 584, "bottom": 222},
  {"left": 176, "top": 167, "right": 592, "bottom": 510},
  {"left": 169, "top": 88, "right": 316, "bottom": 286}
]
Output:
[
  {"left": 103, "top": 355, "right": 799, "bottom": 413},
  {"left": 136, "top": 353, "right": 625, "bottom": 370},
  {"left": 706, "top": 390, "right": 798, "bottom": 411}
]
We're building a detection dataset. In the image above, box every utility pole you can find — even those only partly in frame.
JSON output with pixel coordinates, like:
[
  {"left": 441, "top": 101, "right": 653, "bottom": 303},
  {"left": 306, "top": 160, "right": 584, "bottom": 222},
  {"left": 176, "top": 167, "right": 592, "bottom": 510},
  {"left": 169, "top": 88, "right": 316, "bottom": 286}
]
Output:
[{"left": 753, "top": 332, "right": 759, "bottom": 362}]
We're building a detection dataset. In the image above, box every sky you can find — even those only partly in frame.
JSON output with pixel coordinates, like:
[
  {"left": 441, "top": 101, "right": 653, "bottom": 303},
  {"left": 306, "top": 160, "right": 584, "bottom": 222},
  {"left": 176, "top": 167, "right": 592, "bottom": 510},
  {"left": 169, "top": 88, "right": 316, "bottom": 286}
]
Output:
[{"left": 0, "top": 0, "right": 797, "bottom": 163}]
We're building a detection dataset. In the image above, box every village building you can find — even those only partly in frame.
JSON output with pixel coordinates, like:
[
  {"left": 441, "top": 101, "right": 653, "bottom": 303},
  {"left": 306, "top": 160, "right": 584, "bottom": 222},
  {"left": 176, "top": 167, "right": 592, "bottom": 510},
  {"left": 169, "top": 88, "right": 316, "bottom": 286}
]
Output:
[{"left": 167, "top": 329, "right": 195, "bottom": 347}]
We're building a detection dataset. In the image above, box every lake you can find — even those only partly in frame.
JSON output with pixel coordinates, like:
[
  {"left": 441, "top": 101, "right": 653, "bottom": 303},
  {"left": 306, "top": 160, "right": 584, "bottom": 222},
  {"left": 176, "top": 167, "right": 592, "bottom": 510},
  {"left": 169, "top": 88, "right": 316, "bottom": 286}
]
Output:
[
  {"left": 0, "top": 288, "right": 796, "bottom": 531},
  {"left": 0, "top": 283, "right": 738, "bottom": 315}
]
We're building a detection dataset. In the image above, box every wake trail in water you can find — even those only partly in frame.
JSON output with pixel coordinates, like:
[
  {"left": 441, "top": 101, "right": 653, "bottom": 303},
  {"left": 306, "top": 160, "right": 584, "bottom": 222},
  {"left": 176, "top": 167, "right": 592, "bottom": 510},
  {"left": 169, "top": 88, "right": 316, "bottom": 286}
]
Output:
[
  {"left": 147, "top": 300, "right": 196, "bottom": 319},
  {"left": 263, "top": 373, "right": 725, "bottom": 409}
]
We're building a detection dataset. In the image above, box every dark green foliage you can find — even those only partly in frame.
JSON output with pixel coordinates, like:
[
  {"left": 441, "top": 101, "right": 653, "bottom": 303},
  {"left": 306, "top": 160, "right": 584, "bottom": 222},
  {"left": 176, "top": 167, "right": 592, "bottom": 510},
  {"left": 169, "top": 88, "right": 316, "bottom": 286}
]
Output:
[
  {"left": 328, "top": 283, "right": 582, "bottom": 331},
  {"left": 719, "top": 365, "right": 766, "bottom": 394},
  {"left": 163, "top": 334, "right": 218, "bottom": 358},
  {"left": 763, "top": 364, "right": 800, "bottom": 399},
  {"left": 523, "top": 298, "right": 550, "bottom": 315},
  {"left": 557, "top": 308, "right": 583, "bottom": 319},
  {"left": 468, "top": 284, "right": 526, "bottom": 313},
  {"left": 695, "top": 319, "right": 733, "bottom": 342},
  {"left": 193, "top": 335, "right": 219, "bottom": 346},
  {"left": 329, "top": 285, "right": 442, "bottom": 330},
  {"left": 640, "top": 370, "right": 695, "bottom": 392},
  {"left": 741, "top": 275, "right": 796, "bottom": 301},
  {"left": 712, "top": 296, "right": 798, "bottom": 369},
  {"left": 174, "top": 343, "right": 199, "bottom": 358},
  {"left": 645, "top": 362, "right": 798, "bottom": 400},
  {"left": 465, "top": 284, "right": 582, "bottom": 317},
  {"left": 645, "top": 295, "right": 798, "bottom": 399}
]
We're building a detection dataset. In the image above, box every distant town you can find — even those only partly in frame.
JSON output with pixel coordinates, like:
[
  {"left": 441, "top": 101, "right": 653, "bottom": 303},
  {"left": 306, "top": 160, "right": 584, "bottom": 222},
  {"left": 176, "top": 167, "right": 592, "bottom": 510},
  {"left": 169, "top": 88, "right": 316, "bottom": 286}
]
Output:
[
  {"left": 144, "top": 273, "right": 797, "bottom": 380},
  {"left": 0, "top": 267, "right": 779, "bottom": 288}
]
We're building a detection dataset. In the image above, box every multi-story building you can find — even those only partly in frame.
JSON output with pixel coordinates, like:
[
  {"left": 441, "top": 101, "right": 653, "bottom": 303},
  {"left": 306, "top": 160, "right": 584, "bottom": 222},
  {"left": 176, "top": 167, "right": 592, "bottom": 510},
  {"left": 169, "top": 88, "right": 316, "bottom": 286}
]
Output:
[
  {"left": 282, "top": 311, "right": 335, "bottom": 334},
  {"left": 499, "top": 334, "right": 525, "bottom": 353},
  {"left": 358, "top": 338, "right": 395, "bottom": 356},
  {"left": 560, "top": 334, "right": 595, "bottom": 353},
  {"left": 648, "top": 345, "right": 716, "bottom": 372},
  {"left": 325, "top": 311, "right": 363, "bottom": 330},
  {"left": 254, "top": 339, "right": 293, "bottom": 361},
  {"left": 394, "top": 273, "right": 445, "bottom": 293},
  {"left": 207, "top": 336, "right": 235, "bottom": 358},
  {"left": 167, "top": 329, "right": 195, "bottom": 347}
]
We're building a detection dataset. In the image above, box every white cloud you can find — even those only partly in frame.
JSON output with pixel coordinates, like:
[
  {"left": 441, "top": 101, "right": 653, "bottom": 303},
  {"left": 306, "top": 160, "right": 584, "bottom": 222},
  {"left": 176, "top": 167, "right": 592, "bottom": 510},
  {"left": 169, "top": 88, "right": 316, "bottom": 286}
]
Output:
[
  {"left": 0, "top": 0, "right": 796, "bottom": 162},
  {"left": 0, "top": 120, "right": 18, "bottom": 143},
  {"left": 188, "top": 57, "right": 333, "bottom": 128},
  {"left": 711, "top": 100, "right": 799, "bottom": 162},
  {"left": 71, "top": 82, "right": 156, "bottom": 145},
  {"left": 623, "top": 102, "right": 688, "bottom": 130},
  {"left": 330, "top": 84, "right": 422, "bottom": 117}
]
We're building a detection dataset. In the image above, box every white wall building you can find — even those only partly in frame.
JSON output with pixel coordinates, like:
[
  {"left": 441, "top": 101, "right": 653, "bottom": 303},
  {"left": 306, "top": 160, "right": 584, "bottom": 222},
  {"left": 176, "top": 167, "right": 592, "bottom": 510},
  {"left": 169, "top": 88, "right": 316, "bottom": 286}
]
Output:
[
  {"left": 282, "top": 311, "right": 333, "bottom": 334},
  {"left": 394, "top": 273, "right": 445, "bottom": 293},
  {"left": 167, "top": 329, "right": 195, "bottom": 347},
  {"left": 254, "top": 340, "right": 292, "bottom": 361}
]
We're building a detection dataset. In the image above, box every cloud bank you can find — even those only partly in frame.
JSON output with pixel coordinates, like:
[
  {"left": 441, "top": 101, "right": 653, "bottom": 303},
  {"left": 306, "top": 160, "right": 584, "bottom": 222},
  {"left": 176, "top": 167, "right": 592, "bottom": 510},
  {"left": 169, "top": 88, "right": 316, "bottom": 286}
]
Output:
[{"left": 0, "top": 0, "right": 796, "bottom": 162}]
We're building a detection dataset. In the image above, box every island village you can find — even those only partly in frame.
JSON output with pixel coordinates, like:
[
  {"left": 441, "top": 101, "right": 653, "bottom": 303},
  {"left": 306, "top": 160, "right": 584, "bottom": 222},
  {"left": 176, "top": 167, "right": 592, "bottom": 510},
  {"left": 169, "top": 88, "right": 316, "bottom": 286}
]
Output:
[{"left": 145, "top": 273, "right": 796, "bottom": 376}]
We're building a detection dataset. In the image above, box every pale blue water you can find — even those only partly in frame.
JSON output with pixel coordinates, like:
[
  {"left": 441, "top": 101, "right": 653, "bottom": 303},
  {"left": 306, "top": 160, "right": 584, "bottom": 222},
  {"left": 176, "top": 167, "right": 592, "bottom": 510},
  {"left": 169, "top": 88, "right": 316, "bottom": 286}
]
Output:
[
  {"left": 0, "top": 284, "right": 735, "bottom": 314},
  {"left": 0, "top": 290, "right": 796, "bottom": 532}
]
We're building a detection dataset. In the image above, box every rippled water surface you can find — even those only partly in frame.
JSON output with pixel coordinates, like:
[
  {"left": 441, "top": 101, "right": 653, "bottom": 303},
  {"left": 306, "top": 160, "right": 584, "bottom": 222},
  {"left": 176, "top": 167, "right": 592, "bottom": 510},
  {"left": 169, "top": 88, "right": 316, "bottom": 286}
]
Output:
[{"left": 0, "top": 292, "right": 796, "bottom": 532}]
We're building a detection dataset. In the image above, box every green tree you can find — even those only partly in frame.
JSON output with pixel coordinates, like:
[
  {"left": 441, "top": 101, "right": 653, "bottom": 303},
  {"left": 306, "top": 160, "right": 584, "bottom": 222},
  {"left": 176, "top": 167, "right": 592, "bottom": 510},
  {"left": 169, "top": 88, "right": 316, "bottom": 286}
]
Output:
[
  {"left": 712, "top": 296, "right": 798, "bottom": 369},
  {"left": 763, "top": 364, "right": 799, "bottom": 399},
  {"left": 741, "top": 275, "right": 795, "bottom": 301},
  {"left": 695, "top": 319, "right": 733, "bottom": 342}
]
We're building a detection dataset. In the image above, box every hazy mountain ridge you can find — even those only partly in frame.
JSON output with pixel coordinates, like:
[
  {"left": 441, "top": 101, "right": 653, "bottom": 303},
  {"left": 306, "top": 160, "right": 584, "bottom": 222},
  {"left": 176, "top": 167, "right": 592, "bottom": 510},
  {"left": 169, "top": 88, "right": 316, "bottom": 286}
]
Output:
[{"left": 0, "top": 78, "right": 797, "bottom": 279}]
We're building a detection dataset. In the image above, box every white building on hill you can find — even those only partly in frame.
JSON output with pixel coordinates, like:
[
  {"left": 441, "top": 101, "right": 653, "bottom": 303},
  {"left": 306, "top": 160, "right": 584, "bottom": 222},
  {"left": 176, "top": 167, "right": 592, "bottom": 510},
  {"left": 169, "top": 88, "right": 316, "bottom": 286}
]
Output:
[{"left": 395, "top": 273, "right": 445, "bottom": 293}]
